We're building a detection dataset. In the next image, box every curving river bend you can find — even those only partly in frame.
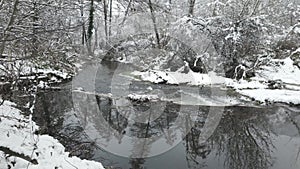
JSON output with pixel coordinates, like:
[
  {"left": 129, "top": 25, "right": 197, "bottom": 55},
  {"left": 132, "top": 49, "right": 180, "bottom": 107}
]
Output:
[{"left": 31, "top": 61, "right": 300, "bottom": 169}]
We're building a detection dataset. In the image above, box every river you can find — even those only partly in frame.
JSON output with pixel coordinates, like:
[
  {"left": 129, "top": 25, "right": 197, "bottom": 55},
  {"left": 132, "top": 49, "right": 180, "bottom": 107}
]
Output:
[{"left": 29, "top": 61, "right": 300, "bottom": 169}]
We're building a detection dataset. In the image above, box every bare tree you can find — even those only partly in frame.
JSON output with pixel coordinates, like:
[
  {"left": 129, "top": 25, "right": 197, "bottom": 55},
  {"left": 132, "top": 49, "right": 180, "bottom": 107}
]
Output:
[
  {"left": 188, "top": 0, "right": 196, "bottom": 16},
  {"left": 109, "top": 0, "right": 113, "bottom": 37},
  {"left": 87, "top": 0, "right": 95, "bottom": 55},
  {"left": 147, "top": 0, "right": 160, "bottom": 48},
  {"left": 120, "top": 0, "right": 133, "bottom": 25},
  {"left": 103, "top": 0, "right": 108, "bottom": 44},
  {"left": 79, "top": 0, "right": 87, "bottom": 45},
  {"left": 0, "top": 0, "right": 19, "bottom": 57}
]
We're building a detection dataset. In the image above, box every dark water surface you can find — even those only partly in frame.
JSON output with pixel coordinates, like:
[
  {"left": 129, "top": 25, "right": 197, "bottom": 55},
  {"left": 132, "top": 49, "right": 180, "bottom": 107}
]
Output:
[{"left": 31, "top": 62, "right": 300, "bottom": 169}]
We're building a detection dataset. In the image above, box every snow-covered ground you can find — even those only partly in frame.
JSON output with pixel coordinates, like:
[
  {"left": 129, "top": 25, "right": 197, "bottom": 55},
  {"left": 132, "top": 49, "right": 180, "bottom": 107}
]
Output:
[
  {"left": 234, "top": 57, "right": 300, "bottom": 104},
  {"left": 238, "top": 89, "right": 300, "bottom": 104},
  {"left": 131, "top": 70, "right": 226, "bottom": 85},
  {"left": 131, "top": 57, "right": 300, "bottom": 105},
  {"left": 253, "top": 57, "right": 300, "bottom": 85},
  {"left": 0, "top": 101, "right": 104, "bottom": 169}
]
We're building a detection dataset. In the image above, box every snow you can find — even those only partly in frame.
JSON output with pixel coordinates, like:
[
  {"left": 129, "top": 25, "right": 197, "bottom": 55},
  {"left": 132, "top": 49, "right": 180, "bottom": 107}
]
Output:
[
  {"left": 0, "top": 59, "right": 72, "bottom": 80},
  {"left": 0, "top": 101, "right": 104, "bottom": 169},
  {"left": 226, "top": 79, "right": 268, "bottom": 89},
  {"left": 127, "top": 94, "right": 159, "bottom": 101},
  {"left": 225, "top": 31, "right": 240, "bottom": 41},
  {"left": 238, "top": 89, "right": 300, "bottom": 104},
  {"left": 37, "top": 81, "right": 49, "bottom": 88},
  {"left": 294, "top": 27, "right": 300, "bottom": 34},
  {"left": 232, "top": 57, "right": 300, "bottom": 104},
  {"left": 253, "top": 57, "right": 300, "bottom": 85},
  {"left": 131, "top": 57, "right": 300, "bottom": 105},
  {"left": 39, "top": 69, "right": 70, "bottom": 80},
  {"left": 21, "top": 66, "right": 71, "bottom": 80},
  {"left": 167, "top": 91, "right": 240, "bottom": 106},
  {"left": 132, "top": 70, "right": 226, "bottom": 86}
]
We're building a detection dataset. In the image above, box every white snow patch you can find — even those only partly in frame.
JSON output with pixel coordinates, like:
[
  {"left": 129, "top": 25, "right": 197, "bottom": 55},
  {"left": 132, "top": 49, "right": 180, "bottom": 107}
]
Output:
[
  {"left": 147, "top": 86, "right": 153, "bottom": 91},
  {"left": 226, "top": 79, "right": 268, "bottom": 89},
  {"left": 231, "top": 57, "right": 300, "bottom": 104},
  {"left": 170, "top": 91, "right": 240, "bottom": 106},
  {"left": 132, "top": 70, "right": 226, "bottom": 86},
  {"left": 238, "top": 89, "right": 300, "bottom": 104},
  {"left": 127, "top": 94, "right": 159, "bottom": 101},
  {"left": 294, "top": 27, "right": 300, "bottom": 34},
  {"left": 39, "top": 69, "right": 70, "bottom": 79},
  {"left": 37, "top": 81, "right": 49, "bottom": 88},
  {"left": 0, "top": 101, "right": 104, "bottom": 169},
  {"left": 254, "top": 57, "right": 300, "bottom": 85},
  {"left": 131, "top": 57, "right": 300, "bottom": 105}
]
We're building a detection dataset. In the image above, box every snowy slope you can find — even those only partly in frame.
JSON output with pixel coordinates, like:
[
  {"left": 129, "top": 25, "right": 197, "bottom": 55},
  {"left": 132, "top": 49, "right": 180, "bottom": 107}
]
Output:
[{"left": 0, "top": 101, "right": 104, "bottom": 169}]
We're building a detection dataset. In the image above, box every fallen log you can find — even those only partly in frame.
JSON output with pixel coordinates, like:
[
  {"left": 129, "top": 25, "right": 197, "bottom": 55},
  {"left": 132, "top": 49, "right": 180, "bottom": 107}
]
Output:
[{"left": 0, "top": 146, "right": 38, "bottom": 165}]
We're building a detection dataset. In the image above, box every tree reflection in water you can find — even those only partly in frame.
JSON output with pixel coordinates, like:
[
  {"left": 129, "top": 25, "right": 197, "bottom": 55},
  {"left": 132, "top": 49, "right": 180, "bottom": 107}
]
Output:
[
  {"left": 184, "top": 106, "right": 276, "bottom": 169},
  {"left": 184, "top": 106, "right": 211, "bottom": 169},
  {"left": 92, "top": 94, "right": 277, "bottom": 169},
  {"left": 96, "top": 95, "right": 181, "bottom": 165},
  {"left": 33, "top": 89, "right": 99, "bottom": 159},
  {"left": 31, "top": 88, "right": 300, "bottom": 169}
]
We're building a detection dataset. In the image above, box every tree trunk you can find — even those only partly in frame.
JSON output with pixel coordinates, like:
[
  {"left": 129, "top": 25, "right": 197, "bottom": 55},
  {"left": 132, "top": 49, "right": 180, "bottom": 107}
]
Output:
[
  {"left": 121, "top": 0, "right": 132, "bottom": 25},
  {"left": 80, "top": 0, "right": 86, "bottom": 45},
  {"left": 87, "top": 0, "right": 94, "bottom": 40},
  {"left": 0, "top": 0, "right": 5, "bottom": 11},
  {"left": 103, "top": 0, "right": 108, "bottom": 44},
  {"left": 0, "top": 0, "right": 19, "bottom": 57},
  {"left": 109, "top": 0, "right": 113, "bottom": 38},
  {"left": 188, "top": 0, "right": 196, "bottom": 17},
  {"left": 31, "top": 1, "right": 38, "bottom": 58},
  {"left": 147, "top": 0, "right": 160, "bottom": 48},
  {"left": 87, "top": 0, "right": 94, "bottom": 54}
]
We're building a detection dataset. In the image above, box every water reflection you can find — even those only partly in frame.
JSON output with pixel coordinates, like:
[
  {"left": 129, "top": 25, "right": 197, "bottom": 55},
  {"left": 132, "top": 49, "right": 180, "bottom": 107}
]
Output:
[
  {"left": 190, "top": 106, "right": 275, "bottom": 169},
  {"left": 77, "top": 90, "right": 275, "bottom": 168},
  {"left": 30, "top": 86, "right": 300, "bottom": 169},
  {"left": 32, "top": 89, "right": 99, "bottom": 159}
]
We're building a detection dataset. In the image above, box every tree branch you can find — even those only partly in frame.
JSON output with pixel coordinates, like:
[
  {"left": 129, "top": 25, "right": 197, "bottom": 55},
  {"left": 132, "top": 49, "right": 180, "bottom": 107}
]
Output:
[
  {"left": 0, "top": 0, "right": 19, "bottom": 56},
  {"left": 0, "top": 146, "right": 38, "bottom": 165}
]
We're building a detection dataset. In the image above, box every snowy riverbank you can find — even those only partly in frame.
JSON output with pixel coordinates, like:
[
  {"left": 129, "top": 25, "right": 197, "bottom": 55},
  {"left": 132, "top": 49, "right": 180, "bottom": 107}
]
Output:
[
  {"left": 131, "top": 57, "right": 300, "bottom": 105},
  {"left": 233, "top": 57, "right": 300, "bottom": 104},
  {"left": 0, "top": 101, "right": 104, "bottom": 169}
]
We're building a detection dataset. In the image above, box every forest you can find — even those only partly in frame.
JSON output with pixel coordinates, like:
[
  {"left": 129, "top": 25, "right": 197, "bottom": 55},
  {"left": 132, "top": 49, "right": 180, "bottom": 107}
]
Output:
[{"left": 1, "top": 0, "right": 300, "bottom": 169}]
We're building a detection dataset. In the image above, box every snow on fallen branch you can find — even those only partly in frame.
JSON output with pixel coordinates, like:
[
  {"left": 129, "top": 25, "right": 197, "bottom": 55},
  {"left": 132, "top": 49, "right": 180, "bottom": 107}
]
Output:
[{"left": 0, "top": 146, "right": 38, "bottom": 165}]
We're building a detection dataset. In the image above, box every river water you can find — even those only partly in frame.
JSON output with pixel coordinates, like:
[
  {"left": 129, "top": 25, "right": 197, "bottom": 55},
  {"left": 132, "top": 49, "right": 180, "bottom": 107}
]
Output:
[{"left": 31, "top": 61, "right": 300, "bottom": 169}]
